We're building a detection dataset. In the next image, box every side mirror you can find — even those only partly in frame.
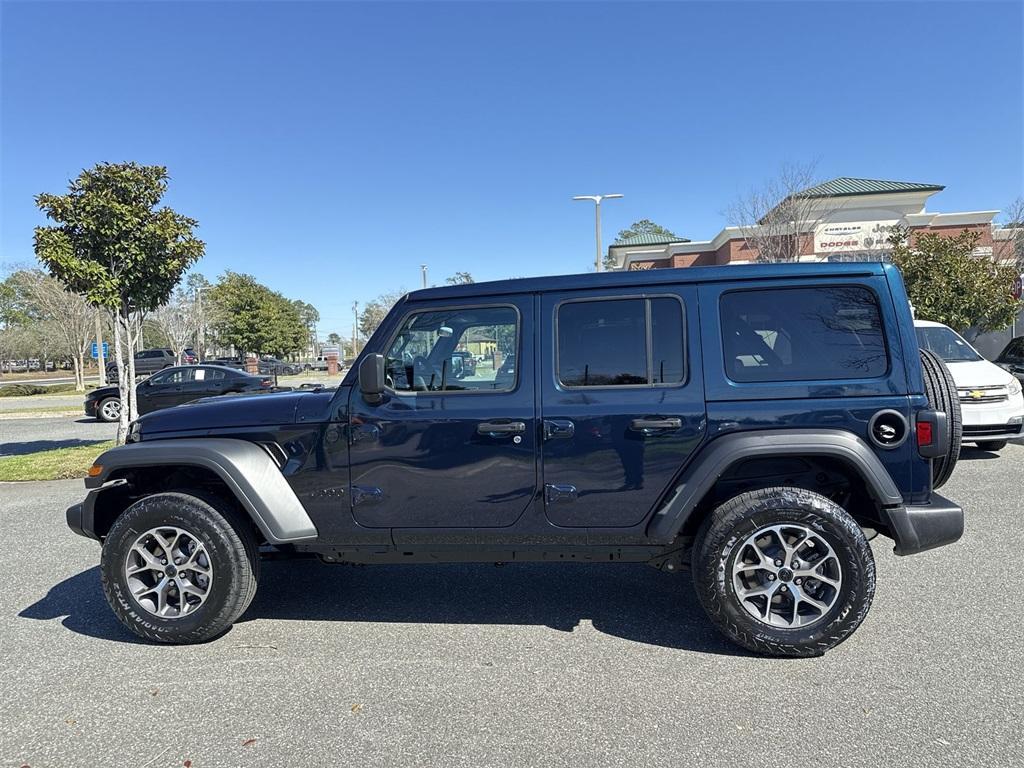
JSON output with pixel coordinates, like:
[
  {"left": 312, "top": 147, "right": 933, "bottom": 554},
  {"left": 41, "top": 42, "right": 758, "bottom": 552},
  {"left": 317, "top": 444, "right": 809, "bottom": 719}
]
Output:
[{"left": 359, "top": 354, "right": 386, "bottom": 404}]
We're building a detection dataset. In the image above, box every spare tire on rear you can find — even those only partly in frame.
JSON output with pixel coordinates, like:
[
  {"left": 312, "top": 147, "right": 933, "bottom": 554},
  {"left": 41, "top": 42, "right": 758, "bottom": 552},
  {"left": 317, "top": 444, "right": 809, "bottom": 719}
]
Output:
[{"left": 920, "top": 349, "right": 961, "bottom": 488}]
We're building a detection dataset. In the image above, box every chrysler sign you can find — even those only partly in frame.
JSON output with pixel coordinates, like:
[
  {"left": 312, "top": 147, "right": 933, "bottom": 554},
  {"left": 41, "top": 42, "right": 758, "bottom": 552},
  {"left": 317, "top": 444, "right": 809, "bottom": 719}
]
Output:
[{"left": 816, "top": 220, "right": 901, "bottom": 252}]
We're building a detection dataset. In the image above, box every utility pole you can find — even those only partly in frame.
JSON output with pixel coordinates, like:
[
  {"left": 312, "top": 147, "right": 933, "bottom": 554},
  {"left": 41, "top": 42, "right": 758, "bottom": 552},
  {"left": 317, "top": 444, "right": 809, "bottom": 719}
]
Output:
[
  {"left": 573, "top": 193, "right": 623, "bottom": 272},
  {"left": 352, "top": 301, "right": 359, "bottom": 358},
  {"left": 95, "top": 312, "right": 107, "bottom": 385},
  {"left": 421, "top": 264, "right": 428, "bottom": 288}
]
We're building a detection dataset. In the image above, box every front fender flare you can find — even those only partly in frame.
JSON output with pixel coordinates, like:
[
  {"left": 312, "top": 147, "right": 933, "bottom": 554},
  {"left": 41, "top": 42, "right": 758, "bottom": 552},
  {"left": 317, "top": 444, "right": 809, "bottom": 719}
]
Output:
[
  {"left": 646, "top": 429, "right": 903, "bottom": 542},
  {"left": 84, "top": 438, "right": 318, "bottom": 543}
]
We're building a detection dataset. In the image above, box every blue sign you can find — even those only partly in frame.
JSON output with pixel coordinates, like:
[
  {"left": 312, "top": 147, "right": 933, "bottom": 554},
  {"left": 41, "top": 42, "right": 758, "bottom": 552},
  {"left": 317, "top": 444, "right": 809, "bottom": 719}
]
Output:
[{"left": 90, "top": 341, "right": 110, "bottom": 359}]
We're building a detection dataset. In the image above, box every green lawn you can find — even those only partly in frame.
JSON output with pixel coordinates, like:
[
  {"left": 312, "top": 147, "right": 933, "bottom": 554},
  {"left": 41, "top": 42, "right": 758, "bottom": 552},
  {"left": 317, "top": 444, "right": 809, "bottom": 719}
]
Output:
[{"left": 0, "top": 441, "right": 114, "bottom": 482}]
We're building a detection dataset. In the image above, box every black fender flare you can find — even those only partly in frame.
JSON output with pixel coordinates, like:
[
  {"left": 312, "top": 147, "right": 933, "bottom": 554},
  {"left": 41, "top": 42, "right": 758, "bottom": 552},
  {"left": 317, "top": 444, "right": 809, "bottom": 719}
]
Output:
[
  {"left": 646, "top": 429, "right": 903, "bottom": 542},
  {"left": 81, "top": 438, "right": 318, "bottom": 544}
]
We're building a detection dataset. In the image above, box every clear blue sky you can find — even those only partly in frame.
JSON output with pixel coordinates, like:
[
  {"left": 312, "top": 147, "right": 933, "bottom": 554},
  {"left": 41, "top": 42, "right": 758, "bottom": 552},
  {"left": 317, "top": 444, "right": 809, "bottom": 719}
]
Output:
[{"left": 2, "top": 0, "right": 1022, "bottom": 338}]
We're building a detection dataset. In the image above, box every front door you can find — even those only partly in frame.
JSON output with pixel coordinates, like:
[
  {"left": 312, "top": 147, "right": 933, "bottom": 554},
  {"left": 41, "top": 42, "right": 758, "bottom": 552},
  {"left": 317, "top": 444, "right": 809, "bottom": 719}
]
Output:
[
  {"left": 539, "top": 287, "right": 706, "bottom": 528},
  {"left": 138, "top": 368, "right": 191, "bottom": 414},
  {"left": 348, "top": 297, "right": 536, "bottom": 528}
]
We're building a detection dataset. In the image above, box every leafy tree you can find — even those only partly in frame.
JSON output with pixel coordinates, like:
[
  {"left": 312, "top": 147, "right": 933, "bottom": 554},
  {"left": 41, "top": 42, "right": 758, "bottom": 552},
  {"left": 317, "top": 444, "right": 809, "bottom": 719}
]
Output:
[
  {"left": 292, "top": 299, "right": 320, "bottom": 358},
  {"left": 325, "top": 332, "right": 342, "bottom": 346},
  {"left": 359, "top": 291, "right": 404, "bottom": 339},
  {"left": 605, "top": 220, "right": 683, "bottom": 268},
  {"left": 0, "top": 276, "right": 32, "bottom": 328},
  {"left": 445, "top": 272, "right": 475, "bottom": 285},
  {"left": 8, "top": 269, "right": 97, "bottom": 390},
  {"left": 888, "top": 226, "right": 1022, "bottom": 334},
  {"left": 615, "top": 219, "right": 681, "bottom": 243},
  {"left": 33, "top": 163, "right": 204, "bottom": 441},
  {"left": 208, "top": 272, "right": 307, "bottom": 358}
]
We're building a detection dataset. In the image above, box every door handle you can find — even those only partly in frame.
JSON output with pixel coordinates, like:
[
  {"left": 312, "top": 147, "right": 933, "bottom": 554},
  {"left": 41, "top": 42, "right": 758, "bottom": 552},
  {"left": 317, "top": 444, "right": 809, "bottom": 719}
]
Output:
[
  {"left": 477, "top": 421, "right": 526, "bottom": 435},
  {"left": 630, "top": 417, "right": 682, "bottom": 432}
]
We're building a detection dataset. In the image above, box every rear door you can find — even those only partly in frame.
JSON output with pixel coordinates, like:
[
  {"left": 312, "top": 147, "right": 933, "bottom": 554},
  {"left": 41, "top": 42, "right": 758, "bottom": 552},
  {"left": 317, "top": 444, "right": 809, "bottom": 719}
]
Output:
[{"left": 539, "top": 286, "right": 706, "bottom": 528}]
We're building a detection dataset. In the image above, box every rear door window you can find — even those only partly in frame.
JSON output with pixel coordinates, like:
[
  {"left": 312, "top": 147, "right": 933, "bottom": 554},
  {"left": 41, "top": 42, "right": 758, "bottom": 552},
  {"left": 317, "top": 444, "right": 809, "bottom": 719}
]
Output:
[
  {"left": 720, "top": 286, "right": 887, "bottom": 382},
  {"left": 556, "top": 296, "right": 685, "bottom": 387}
]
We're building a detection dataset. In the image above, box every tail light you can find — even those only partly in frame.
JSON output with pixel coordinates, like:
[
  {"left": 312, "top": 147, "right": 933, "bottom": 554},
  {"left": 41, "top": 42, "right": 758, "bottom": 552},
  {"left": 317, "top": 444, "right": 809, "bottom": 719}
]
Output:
[
  {"left": 260, "top": 378, "right": 274, "bottom": 388},
  {"left": 916, "top": 420, "right": 933, "bottom": 448},
  {"left": 916, "top": 410, "right": 948, "bottom": 459}
]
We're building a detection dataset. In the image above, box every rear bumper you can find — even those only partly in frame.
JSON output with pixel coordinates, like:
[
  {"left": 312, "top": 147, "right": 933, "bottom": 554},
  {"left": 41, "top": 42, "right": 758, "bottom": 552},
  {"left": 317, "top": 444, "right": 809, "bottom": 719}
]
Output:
[{"left": 886, "top": 492, "right": 964, "bottom": 556}]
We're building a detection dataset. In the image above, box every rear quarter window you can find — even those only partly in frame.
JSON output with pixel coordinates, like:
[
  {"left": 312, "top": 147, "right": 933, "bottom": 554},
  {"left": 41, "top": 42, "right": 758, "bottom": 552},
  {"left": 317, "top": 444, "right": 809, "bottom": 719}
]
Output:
[{"left": 720, "top": 286, "right": 888, "bottom": 383}]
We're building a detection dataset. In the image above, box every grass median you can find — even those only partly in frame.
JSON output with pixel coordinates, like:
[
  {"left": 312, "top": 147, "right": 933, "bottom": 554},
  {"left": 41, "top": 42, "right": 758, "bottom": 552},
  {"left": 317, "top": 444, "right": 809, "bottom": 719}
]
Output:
[{"left": 0, "top": 440, "right": 115, "bottom": 482}]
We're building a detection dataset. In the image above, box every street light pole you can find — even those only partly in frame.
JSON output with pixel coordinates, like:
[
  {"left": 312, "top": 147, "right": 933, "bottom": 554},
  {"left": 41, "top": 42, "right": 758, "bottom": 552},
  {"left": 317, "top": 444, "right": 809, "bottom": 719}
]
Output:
[
  {"left": 421, "top": 264, "right": 428, "bottom": 288},
  {"left": 352, "top": 301, "right": 359, "bottom": 358},
  {"left": 573, "top": 193, "right": 623, "bottom": 272},
  {"left": 194, "top": 285, "right": 209, "bottom": 361}
]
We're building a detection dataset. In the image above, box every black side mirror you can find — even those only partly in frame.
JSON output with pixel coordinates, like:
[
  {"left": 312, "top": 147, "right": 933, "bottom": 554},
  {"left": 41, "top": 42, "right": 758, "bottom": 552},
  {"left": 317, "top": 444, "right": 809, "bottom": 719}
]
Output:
[{"left": 359, "top": 354, "right": 386, "bottom": 404}]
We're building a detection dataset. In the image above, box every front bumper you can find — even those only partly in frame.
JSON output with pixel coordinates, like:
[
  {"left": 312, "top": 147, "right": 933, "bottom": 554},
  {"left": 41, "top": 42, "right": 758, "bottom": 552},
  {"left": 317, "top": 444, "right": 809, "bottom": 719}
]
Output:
[
  {"left": 886, "top": 492, "right": 964, "bottom": 556},
  {"left": 960, "top": 393, "right": 1024, "bottom": 443},
  {"left": 66, "top": 479, "right": 128, "bottom": 542},
  {"left": 83, "top": 399, "right": 98, "bottom": 418}
]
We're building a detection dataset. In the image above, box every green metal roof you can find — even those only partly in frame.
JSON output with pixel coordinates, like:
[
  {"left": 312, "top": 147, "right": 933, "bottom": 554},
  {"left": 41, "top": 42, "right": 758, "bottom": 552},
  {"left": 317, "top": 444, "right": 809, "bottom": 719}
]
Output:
[
  {"left": 611, "top": 231, "right": 690, "bottom": 248},
  {"left": 797, "top": 177, "right": 945, "bottom": 198}
]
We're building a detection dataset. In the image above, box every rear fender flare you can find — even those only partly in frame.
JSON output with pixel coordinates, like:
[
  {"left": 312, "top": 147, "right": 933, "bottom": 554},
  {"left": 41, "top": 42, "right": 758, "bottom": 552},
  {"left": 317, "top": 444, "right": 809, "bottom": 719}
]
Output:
[{"left": 646, "top": 429, "right": 902, "bottom": 541}]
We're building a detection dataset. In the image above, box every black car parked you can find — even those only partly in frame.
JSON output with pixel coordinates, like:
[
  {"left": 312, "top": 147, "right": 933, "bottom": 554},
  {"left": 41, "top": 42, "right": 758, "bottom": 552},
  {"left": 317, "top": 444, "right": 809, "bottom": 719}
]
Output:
[
  {"left": 995, "top": 336, "right": 1024, "bottom": 384},
  {"left": 86, "top": 365, "right": 273, "bottom": 422}
]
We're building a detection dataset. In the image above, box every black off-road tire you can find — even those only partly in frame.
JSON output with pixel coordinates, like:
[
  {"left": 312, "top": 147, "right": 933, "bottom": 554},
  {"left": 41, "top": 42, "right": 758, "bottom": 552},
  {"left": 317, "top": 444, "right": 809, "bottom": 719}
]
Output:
[
  {"left": 100, "top": 492, "right": 260, "bottom": 644},
  {"left": 975, "top": 440, "right": 1007, "bottom": 452},
  {"left": 920, "top": 349, "right": 961, "bottom": 488},
  {"left": 693, "top": 487, "right": 875, "bottom": 657}
]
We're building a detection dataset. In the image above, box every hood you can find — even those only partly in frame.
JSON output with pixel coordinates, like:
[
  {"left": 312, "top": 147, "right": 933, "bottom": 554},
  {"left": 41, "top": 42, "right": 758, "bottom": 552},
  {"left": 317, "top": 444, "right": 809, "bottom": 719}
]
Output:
[
  {"left": 136, "top": 388, "right": 337, "bottom": 435},
  {"left": 944, "top": 358, "right": 1017, "bottom": 388},
  {"left": 87, "top": 385, "right": 121, "bottom": 400}
]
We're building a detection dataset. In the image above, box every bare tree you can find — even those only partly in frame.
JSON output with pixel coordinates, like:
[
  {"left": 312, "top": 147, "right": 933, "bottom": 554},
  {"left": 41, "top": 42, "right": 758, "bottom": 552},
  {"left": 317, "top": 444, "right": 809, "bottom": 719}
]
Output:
[
  {"left": 1001, "top": 196, "right": 1024, "bottom": 272},
  {"left": 151, "top": 290, "right": 202, "bottom": 364},
  {"left": 727, "top": 162, "right": 824, "bottom": 263},
  {"left": 10, "top": 270, "right": 97, "bottom": 390}
]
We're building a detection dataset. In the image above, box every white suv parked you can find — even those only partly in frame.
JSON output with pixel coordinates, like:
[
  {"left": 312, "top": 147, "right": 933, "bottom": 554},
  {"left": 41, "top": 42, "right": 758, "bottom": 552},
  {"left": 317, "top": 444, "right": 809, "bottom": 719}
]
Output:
[{"left": 915, "top": 320, "right": 1024, "bottom": 451}]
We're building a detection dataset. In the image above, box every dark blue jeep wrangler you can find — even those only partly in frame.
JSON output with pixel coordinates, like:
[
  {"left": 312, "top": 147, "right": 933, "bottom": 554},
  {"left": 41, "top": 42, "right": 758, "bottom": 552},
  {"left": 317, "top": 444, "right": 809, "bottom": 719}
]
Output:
[{"left": 68, "top": 262, "right": 964, "bottom": 656}]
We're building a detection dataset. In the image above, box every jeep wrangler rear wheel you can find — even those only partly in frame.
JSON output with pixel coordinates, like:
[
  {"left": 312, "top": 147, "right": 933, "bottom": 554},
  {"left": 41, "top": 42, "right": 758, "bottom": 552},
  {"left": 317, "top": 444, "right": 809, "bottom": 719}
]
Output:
[
  {"left": 693, "top": 487, "right": 875, "bottom": 657},
  {"left": 100, "top": 492, "right": 259, "bottom": 643}
]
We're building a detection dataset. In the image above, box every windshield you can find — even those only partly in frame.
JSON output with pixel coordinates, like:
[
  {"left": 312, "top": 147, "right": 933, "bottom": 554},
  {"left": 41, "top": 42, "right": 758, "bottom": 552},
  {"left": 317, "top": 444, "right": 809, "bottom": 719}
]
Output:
[
  {"left": 997, "top": 338, "right": 1024, "bottom": 364},
  {"left": 916, "top": 326, "right": 983, "bottom": 362}
]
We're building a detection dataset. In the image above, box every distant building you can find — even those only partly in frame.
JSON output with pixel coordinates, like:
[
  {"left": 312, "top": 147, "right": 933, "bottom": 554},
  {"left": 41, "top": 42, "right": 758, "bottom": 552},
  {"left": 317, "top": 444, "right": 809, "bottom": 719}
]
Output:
[{"left": 608, "top": 177, "right": 1017, "bottom": 271}]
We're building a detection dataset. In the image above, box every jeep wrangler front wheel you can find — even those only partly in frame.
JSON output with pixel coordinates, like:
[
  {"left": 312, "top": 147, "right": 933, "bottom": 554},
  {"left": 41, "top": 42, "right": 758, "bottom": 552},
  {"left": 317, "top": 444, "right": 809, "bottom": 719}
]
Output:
[
  {"left": 693, "top": 487, "right": 875, "bottom": 657},
  {"left": 100, "top": 492, "right": 259, "bottom": 643}
]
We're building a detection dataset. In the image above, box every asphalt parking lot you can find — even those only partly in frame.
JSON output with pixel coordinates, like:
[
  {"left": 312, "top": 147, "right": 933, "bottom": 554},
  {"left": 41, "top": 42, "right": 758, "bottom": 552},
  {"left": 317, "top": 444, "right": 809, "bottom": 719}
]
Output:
[
  {"left": 0, "top": 415, "right": 115, "bottom": 456},
  {"left": 2, "top": 445, "right": 1022, "bottom": 768}
]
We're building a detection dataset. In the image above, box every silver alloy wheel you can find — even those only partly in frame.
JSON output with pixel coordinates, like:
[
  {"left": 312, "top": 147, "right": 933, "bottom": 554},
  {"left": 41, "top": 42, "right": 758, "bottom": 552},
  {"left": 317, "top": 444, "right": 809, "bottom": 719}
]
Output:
[
  {"left": 731, "top": 523, "right": 843, "bottom": 628},
  {"left": 99, "top": 398, "right": 121, "bottom": 422},
  {"left": 124, "top": 526, "right": 214, "bottom": 618}
]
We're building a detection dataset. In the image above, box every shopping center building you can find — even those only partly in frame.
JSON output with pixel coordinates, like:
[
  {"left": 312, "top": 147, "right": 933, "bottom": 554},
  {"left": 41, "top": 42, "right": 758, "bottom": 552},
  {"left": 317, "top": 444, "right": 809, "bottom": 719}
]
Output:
[{"left": 607, "top": 177, "right": 1017, "bottom": 271}]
